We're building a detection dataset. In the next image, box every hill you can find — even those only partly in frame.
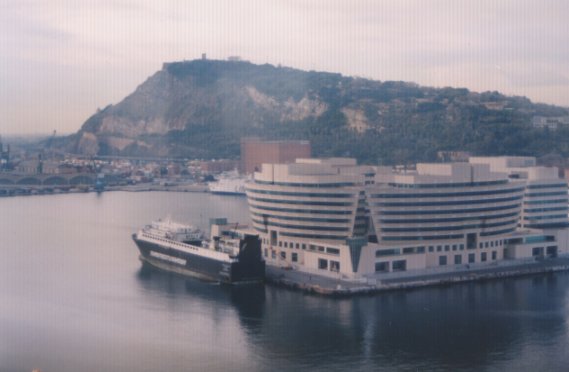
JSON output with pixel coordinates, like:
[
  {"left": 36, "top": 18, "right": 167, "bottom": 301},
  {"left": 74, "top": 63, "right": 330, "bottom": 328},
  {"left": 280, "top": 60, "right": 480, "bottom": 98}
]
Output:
[{"left": 58, "top": 59, "right": 569, "bottom": 164}]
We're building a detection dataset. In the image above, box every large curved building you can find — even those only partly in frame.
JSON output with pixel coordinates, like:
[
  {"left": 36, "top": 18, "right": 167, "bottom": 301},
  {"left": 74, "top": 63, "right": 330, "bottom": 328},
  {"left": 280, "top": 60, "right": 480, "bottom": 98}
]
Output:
[{"left": 246, "top": 157, "right": 568, "bottom": 279}]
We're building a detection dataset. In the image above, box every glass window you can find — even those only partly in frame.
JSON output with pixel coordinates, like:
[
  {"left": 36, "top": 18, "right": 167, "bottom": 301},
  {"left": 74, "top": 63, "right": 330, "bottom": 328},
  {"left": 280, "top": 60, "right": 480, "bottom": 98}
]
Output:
[
  {"left": 428, "top": 246, "right": 434, "bottom": 252},
  {"left": 468, "top": 253, "right": 475, "bottom": 263},
  {"left": 439, "top": 256, "right": 447, "bottom": 266},
  {"left": 292, "top": 252, "right": 298, "bottom": 262},
  {"left": 392, "top": 260, "right": 407, "bottom": 271},
  {"left": 403, "top": 247, "right": 414, "bottom": 254},
  {"left": 375, "top": 262, "right": 389, "bottom": 272},
  {"left": 481, "top": 252, "right": 487, "bottom": 262},
  {"left": 318, "top": 259, "right": 328, "bottom": 270},
  {"left": 459, "top": 244, "right": 465, "bottom": 250},
  {"left": 491, "top": 251, "right": 497, "bottom": 260},
  {"left": 444, "top": 245, "right": 450, "bottom": 252},
  {"left": 454, "top": 255, "right": 462, "bottom": 265},
  {"left": 280, "top": 251, "right": 286, "bottom": 260},
  {"left": 452, "top": 245, "right": 457, "bottom": 251},
  {"left": 326, "top": 247, "right": 340, "bottom": 255},
  {"left": 437, "top": 246, "right": 442, "bottom": 252},
  {"left": 330, "top": 261, "right": 340, "bottom": 272}
]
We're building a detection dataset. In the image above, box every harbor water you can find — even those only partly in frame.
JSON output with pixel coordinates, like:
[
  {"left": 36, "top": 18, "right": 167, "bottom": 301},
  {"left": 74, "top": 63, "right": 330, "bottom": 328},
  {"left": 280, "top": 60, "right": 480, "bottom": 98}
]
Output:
[{"left": 1, "top": 192, "right": 569, "bottom": 371}]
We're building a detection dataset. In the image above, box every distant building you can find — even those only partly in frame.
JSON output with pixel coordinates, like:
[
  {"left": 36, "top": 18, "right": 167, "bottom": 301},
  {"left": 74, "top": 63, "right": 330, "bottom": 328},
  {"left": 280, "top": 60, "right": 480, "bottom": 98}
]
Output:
[
  {"left": 240, "top": 137, "right": 311, "bottom": 174},
  {"left": 532, "top": 116, "right": 569, "bottom": 130},
  {"left": 199, "top": 159, "right": 239, "bottom": 173},
  {"left": 437, "top": 151, "right": 471, "bottom": 163}
]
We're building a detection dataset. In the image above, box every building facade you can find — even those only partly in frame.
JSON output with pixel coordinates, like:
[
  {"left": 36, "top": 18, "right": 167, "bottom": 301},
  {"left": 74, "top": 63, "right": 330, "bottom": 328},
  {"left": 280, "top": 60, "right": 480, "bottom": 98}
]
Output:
[{"left": 246, "top": 157, "right": 569, "bottom": 279}]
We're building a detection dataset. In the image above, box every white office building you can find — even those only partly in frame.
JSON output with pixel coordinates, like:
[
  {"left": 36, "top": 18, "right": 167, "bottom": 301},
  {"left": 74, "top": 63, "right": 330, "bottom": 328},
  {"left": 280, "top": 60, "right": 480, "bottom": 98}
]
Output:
[{"left": 246, "top": 157, "right": 569, "bottom": 279}]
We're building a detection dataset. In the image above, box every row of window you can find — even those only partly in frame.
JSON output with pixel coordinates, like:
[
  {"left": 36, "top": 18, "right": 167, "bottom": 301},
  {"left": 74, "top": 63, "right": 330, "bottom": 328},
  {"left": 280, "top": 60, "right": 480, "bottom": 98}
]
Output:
[
  {"left": 375, "top": 238, "right": 506, "bottom": 258},
  {"left": 374, "top": 195, "right": 523, "bottom": 207},
  {"left": 371, "top": 186, "right": 524, "bottom": 199},
  {"left": 524, "top": 198, "right": 568, "bottom": 205},
  {"left": 251, "top": 218, "right": 351, "bottom": 232},
  {"left": 249, "top": 203, "right": 353, "bottom": 215},
  {"left": 251, "top": 212, "right": 351, "bottom": 224},
  {"left": 523, "top": 214, "right": 568, "bottom": 221},
  {"left": 379, "top": 204, "right": 520, "bottom": 215},
  {"left": 525, "top": 191, "right": 568, "bottom": 197},
  {"left": 524, "top": 206, "right": 568, "bottom": 213},
  {"left": 378, "top": 212, "right": 519, "bottom": 225},
  {"left": 247, "top": 188, "right": 355, "bottom": 198},
  {"left": 379, "top": 219, "right": 517, "bottom": 233},
  {"left": 249, "top": 196, "right": 353, "bottom": 207},
  {"left": 374, "top": 251, "right": 501, "bottom": 273},
  {"left": 527, "top": 183, "right": 567, "bottom": 189},
  {"left": 386, "top": 180, "right": 508, "bottom": 189},
  {"left": 254, "top": 180, "right": 357, "bottom": 188}
]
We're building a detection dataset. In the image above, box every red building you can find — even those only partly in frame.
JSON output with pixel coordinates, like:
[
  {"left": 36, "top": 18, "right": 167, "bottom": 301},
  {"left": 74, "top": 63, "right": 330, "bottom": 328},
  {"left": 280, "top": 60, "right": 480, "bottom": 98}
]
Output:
[{"left": 240, "top": 138, "right": 311, "bottom": 174}]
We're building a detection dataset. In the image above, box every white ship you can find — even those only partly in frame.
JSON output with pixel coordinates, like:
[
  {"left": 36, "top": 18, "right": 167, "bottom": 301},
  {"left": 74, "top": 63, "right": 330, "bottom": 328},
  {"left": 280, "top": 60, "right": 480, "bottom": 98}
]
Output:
[{"left": 208, "top": 170, "right": 250, "bottom": 196}]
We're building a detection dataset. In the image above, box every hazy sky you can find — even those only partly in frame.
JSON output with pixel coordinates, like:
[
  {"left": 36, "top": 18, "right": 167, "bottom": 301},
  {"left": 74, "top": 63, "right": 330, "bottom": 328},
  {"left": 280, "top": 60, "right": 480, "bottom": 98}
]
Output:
[{"left": 1, "top": 0, "right": 568, "bottom": 135}]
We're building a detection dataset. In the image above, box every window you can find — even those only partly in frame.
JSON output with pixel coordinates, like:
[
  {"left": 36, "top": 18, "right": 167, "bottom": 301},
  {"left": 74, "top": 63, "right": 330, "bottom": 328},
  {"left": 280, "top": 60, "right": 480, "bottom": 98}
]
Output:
[
  {"left": 481, "top": 252, "right": 487, "bottom": 262},
  {"left": 468, "top": 253, "right": 475, "bottom": 263},
  {"left": 392, "top": 260, "right": 407, "bottom": 271},
  {"left": 330, "top": 261, "right": 340, "bottom": 272},
  {"left": 296, "top": 243, "right": 300, "bottom": 249},
  {"left": 326, "top": 247, "right": 340, "bottom": 255},
  {"left": 532, "top": 247, "right": 544, "bottom": 257},
  {"left": 375, "top": 262, "right": 389, "bottom": 272},
  {"left": 444, "top": 245, "right": 450, "bottom": 252},
  {"left": 279, "top": 241, "right": 282, "bottom": 247},
  {"left": 376, "top": 248, "right": 400, "bottom": 257},
  {"left": 437, "top": 246, "right": 442, "bottom": 252},
  {"left": 454, "top": 255, "right": 462, "bottom": 265},
  {"left": 284, "top": 242, "right": 288, "bottom": 248},
  {"left": 491, "top": 251, "right": 497, "bottom": 260},
  {"left": 452, "top": 245, "right": 457, "bottom": 251},
  {"left": 264, "top": 249, "right": 268, "bottom": 257},
  {"left": 280, "top": 251, "right": 286, "bottom": 260},
  {"left": 403, "top": 247, "right": 414, "bottom": 254},
  {"left": 417, "top": 246, "right": 425, "bottom": 253},
  {"left": 302, "top": 244, "right": 306, "bottom": 250},
  {"left": 271, "top": 251, "right": 276, "bottom": 259},
  {"left": 439, "top": 256, "right": 447, "bottom": 266},
  {"left": 484, "top": 242, "right": 489, "bottom": 248},
  {"left": 459, "top": 244, "right": 465, "bottom": 250},
  {"left": 292, "top": 252, "right": 298, "bottom": 262},
  {"left": 479, "top": 242, "right": 483, "bottom": 249},
  {"left": 318, "top": 259, "right": 328, "bottom": 270},
  {"left": 428, "top": 246, "right": 434, "bottom": 252},
  {"left": 490, "top": 241, "right": 494, "bottom": 247}
]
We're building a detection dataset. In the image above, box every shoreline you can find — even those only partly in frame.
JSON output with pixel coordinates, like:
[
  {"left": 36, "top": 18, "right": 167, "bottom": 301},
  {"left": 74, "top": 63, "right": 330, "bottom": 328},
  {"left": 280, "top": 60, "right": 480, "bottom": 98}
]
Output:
[
  {"left": 265, "top": 256, "right": 569, "bottom": 297},
  {"left": 0, "top": 183, "right": 209, "bottom": 196}
]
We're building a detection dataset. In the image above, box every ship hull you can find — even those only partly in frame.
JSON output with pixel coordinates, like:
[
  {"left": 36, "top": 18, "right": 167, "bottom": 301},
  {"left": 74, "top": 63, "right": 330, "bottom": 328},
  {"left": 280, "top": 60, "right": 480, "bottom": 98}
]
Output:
[{"left": 132, "top": 236, "right": 265, "bottom": 284}]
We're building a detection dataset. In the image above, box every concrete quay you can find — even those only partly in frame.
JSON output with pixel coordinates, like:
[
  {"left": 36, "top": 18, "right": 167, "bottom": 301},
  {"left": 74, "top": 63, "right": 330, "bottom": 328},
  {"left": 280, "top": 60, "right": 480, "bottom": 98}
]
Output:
[{"left": 265, "top": 256, "right": 569, "bottom": 297}]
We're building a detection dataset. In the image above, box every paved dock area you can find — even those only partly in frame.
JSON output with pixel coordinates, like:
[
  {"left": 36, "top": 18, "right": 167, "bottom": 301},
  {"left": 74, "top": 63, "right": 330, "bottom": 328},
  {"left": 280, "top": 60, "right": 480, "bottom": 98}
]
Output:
[{"left": 265, "top": 256, "right": 569, "bottom": 296}]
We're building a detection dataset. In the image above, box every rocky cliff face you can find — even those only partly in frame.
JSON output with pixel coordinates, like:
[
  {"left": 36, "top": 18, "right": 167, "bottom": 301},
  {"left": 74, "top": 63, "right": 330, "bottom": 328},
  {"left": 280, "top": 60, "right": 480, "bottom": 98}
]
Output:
[{"left": 62, "top": 59, "right": 569, "bottom": 163}]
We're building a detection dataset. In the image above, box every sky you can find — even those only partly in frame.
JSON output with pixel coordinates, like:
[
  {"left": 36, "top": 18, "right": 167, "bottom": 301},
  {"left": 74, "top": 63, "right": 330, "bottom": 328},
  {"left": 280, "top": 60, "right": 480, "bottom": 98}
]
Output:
[{"left": 1, "top": 0, "right": 568, "bottom": 135}]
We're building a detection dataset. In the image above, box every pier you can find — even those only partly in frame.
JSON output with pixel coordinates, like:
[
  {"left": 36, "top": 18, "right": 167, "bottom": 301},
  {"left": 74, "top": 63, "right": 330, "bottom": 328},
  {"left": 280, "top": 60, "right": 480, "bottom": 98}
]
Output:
[{"left": 266, "top": 256, "right": 569, "bottom": 296}]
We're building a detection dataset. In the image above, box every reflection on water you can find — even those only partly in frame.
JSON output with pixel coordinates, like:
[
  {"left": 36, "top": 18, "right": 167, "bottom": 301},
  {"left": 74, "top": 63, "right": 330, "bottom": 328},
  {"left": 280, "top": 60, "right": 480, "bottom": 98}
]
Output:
[{"left": 1, "top": 192, "right": 568, "bottom": 371}]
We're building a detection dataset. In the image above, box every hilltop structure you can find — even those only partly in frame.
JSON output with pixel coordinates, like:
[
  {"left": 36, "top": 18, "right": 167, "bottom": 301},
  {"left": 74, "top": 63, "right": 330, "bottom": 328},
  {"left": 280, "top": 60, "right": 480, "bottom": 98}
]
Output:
[{"left": 245, "top": 156, "right": 569, "bottom": 279}]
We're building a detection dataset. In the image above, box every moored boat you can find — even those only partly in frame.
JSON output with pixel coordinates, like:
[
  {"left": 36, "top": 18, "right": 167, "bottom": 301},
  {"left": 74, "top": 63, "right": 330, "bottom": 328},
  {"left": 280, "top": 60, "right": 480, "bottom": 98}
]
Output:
[{"left": 132, "top": 217, "right": 265, "bottom": 284}]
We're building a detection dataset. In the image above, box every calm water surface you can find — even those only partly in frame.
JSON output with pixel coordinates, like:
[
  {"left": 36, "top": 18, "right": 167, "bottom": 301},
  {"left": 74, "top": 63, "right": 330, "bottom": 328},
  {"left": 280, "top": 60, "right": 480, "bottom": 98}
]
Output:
[{"left": 1, "top": 192, "right": 568, "bottom": 372}]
